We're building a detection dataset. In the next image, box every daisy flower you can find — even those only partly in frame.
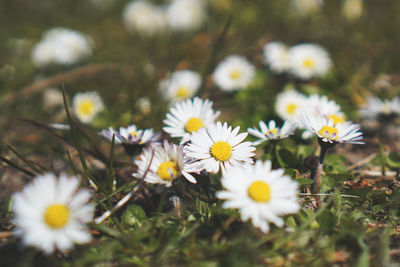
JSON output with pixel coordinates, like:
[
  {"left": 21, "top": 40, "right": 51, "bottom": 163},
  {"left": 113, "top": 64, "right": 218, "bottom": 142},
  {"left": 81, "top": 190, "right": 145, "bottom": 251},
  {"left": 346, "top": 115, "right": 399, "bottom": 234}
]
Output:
[
  {"left": 31, "top": 28, "right": 92, "bottom": 67},
  {"left": 72, "top": 91, "right": 104, "bottom": 124},
  {"left": 360, "top": 96, "right": 400, "bottom": 120},
  {"left": 300, "top": 113, "right": 364, "bottom": 144},
  {"left": 289, "top": 43, "right": 332, "bottom": 80},
  {"left": 185, "top": 121, "right": 256, "bottom": 174},
  {"left": 307, "top": 94, "right": 342, "bottom": 117},
  {"left": 263, "top": 42, "right": 291, "bottom": 74},
  {"left": 166, "top": 0, "right": 206, "bottom": 32},
  {"left": 12, "top": 173, "right": 94, "bottom": 254},
  {"left": 213, "top": 55, "right": 256, "bottom": 92},
  {"left": 342, "top": 0, "right": 363, "bottom": 21},
  {"left": 163, "top": 97, "right": 220, "bottom": 143},
  {"left": 159, "top": 70, "right": 201, "bottom": 103},
  {"left": 275, "top": 89, "right": 307, "bottom": 122},
  {"left": 291, "top": 0, "right": 323, "bottom": 16},
  {"left": 216, "top": 160, "right": 299, "bottom": 233},
  {"left": 133, "top": 141, "right": 203, "bottom": 186},
  {"left": 100, "top": 124, "right": 160, "bottom": 145},
  {"left": 122, "top": 0, "right": 168, "bottom": 36},
  {"left": 248, "top": 120, "right": 295, "bottom": 145}
]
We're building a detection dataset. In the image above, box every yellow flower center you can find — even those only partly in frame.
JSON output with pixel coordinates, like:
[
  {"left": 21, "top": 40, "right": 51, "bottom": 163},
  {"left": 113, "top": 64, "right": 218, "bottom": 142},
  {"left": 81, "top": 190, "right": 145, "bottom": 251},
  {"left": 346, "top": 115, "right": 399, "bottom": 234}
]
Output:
[
  {"left": 210, "top": 141, "right": 232, "bottom": 161},
  {"left": 303, "top": 58, "right": 316, "bottom": 69},
  {"left": 327, "top": 114, "right": 345, "bottom": 125},
  {"left": 318, "top": 125, "right": 339, "bottom": 140},
  {"left": 230, "top": 70, "right": 242, "bottom": 80},
  {"left": 78, "top": 100, "right": 95, "bottom": 115},
  {"left": 130, "top": 131, "right": 139, "bottom": 138},
  {"left": 176, "top": 86, "right": 189, "bottom": 98},
  {"left": 265, "top": 128, "right": 278, "bottom": 136},
  {"left": 44, "top": 204, "right": 70, "bottom": 229},
  {"left": 156, "top": 161, "right": 178, "bottom": 181},
  {"left": 248, "top": 181, "right": 271, "bottom": 202},
  {"left": 286, "top": 103, "right": 298, "bottom": 115},
  {"left": 185, "top": 117, "right": 204, "bottom": 133}
]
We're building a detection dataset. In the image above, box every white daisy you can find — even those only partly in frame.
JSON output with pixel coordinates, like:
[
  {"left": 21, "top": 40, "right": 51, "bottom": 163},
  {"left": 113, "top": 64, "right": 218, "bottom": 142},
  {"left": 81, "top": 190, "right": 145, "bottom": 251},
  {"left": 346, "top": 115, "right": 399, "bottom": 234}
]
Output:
[
  {"left": 133, "top": 141, "right": 203, "bottom": 186},
  {"left": 166, "top": 0, "right": 206, "bottom": 32},
  {"left": 12, "top": 173, "right": 94, "bottom": 254},
  {"left": 300, "top": 113, "right": 364, "bottom": 144},
  {"left": 31, "top": 28, "right": 92, "bottom": 67},
  {"left": 342, "top": 0, "right": 363, "bottom": 21},
  {"left": 306, "top": 94, "right": 342, "bottom": 116},
  {"left": 213, "top": 55, "right": 256, "bottom": 92},
  {"left": 289, "top": 43, "right": 332, "bottom": 80},
  {"left": 216, "top": 160, "right": 299, "bottom": 233},
  {"left": 275, "top": 89, "right": 308, "bottom": 122},
  {"left": 100, "top": 124, "right": 161, "bottom": 145},
  {"left": 263, "top": 42, "right": 291, "bottom": 74},
  {"left": 360, "top": 96, "right": 400, "bottom": 120},
  {"left": 248, "top": 120, "right": 295, "bottom": 145},
  {"left": 72, "top": 91, "right": 104, "bottom": 124},
  {"left": 185, "top": 121, "right": 256, "bottom": 174},
  {"left": 122, "top": 0, "right": 168, "bottom": 36},
  {"left": 163, "top": 97, "right": 220, "bottom": 143},
  {"left": 291, "top": 0, "right": 323, "bottom": 16},
  {"left": 159, "top": 70, "right": 201, "bottom": 103}
]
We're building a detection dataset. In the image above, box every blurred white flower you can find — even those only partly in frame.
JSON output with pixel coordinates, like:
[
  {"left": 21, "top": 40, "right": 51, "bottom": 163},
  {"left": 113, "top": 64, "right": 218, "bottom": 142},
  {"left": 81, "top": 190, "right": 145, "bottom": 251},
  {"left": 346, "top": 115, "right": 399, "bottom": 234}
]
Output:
[
  {"left": 12, "top": 173, "right": 94, "bottom": 254},
  {"left": 263, "top": 42, "right": 291, "bottom": 74},
  {"left": 216, "top": 160, "right": 299, "bottom": 233},
  {"left": 342, "top": 0, "right": 363, "bottom": 21},
  {"left": 100, "top": 124, "right": 160, "bottom": 145},
  {"left": 213, "top": 55, "right": 256, "bottom": 91},
  {"left": 43, "top": 88, "right": 64, "bottom": 108},
  {"left": 137, "top": 97, "right": 151, "bottom": 114},
  {"left": 167, "top": 0, "right": 206, "bottom": 32},
  {"left": 289, "top": 43, "right": 332, "bottom": 80},
  {"left": 275, "top": 89, "right": 308, "bottom": 122},
  {"left": 31, "top": 28, "right": 92, "bottom": 67},
  {"left": 291, "top": 0, "right": 323, "bottom": 16},
  {"left": 122, "top": 0, "right": 168, "bottom": 36},
  {"left": 159, "top": 70, "right": 201, "bottom": 103},
  {"left": 360, "top": 96, "right": 400, "bottom": 120},
  {"left": 72, "top": 91, "right": 104, "bottom": 124}
]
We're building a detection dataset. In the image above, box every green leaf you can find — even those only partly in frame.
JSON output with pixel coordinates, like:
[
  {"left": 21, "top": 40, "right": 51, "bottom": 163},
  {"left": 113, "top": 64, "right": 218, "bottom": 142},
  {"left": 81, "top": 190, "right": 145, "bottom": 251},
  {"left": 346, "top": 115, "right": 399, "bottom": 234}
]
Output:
[
  {"left": 295, "top": 178, "right": 314, "bottom": 186},
  {"left": 386, "top": 151, "right": 400, "bottom": 169},
  {"left": 122, "top": 205, "right": 147, "bottom": 227},
  {"left": 317, "top": 210, "right": 336, "bottom": 233},
  {"left": 277, "top": 149, "right": 299, "bottom": 169}
]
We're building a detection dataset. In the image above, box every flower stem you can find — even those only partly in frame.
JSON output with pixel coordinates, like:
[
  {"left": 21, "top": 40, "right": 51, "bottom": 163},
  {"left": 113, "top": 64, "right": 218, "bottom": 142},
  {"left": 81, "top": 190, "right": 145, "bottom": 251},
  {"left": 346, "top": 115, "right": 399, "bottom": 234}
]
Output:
[{"left": 313, "top": 139, "right": 334, "bottom": 208}]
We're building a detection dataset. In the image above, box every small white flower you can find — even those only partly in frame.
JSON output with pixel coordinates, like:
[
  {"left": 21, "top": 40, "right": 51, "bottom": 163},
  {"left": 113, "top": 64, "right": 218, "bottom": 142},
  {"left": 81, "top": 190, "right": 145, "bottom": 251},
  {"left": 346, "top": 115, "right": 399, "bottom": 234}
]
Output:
[
  {"left": 300, "top": 113, "right": 364, "bottom": 144},
  {"left": 360, "top": 97, "right": 400, "bottom": 120},
  {"left": 185, "top": 121, "right": 256, "bottom": 174},
  {"left": 248, "top": 120, "right": 295, "bottom": 145},
  {"left": 133, "top": 141, "right": 203, "bottom": 186},
  {"left": 289, "top": 43, "right": 332, "bottom": 80},
  {"left": 72, "top": 91, "right": 104, "bottom": 124},
  {"left": 342, "top": 0, "right": 363, "bottom": 21},
  {"left": 159, "top": 70, "right": 201, "bottom": 103},
  {"left": 167, "top": 0, "right": 206, "bottom": 32},
  {"left": 122, "top": 0, "right": 168, "bottom": 36},
  {"left": 216, "top": 160, "right": 299, "bottom": 233},
  {"left": 291, "top": 0, "right": 323, "bottom": 16},
  {"left": 12, "top": 173, "right": 94, "bottom": 254},
  {"left": 31, "top": 28, "right": 92, "bottom": 67},
  {"left": 100, "top": 124, "right": 160, "bottom": 145},
  {"left": 163, "top": 97, "right": 220, "bottom": 143},
  {"left": 263, "top": 42, "right": 291, "bottom": 74},
  {"left": 275, "top": 89, "right": 308, "bottom": 122},
  {"left": 306, "top": 94, "right": 342, "bottom": 117},
  {"left": 213, "top": 55, "right": 256, "bottom": 91}
]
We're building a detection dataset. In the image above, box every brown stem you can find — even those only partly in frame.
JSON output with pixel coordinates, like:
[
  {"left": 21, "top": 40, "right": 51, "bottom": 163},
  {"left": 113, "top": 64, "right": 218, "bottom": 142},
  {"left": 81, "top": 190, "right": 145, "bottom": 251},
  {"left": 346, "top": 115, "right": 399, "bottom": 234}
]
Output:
[{"left": 314, "top": 162, "right": 323, "bottom": 208}]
